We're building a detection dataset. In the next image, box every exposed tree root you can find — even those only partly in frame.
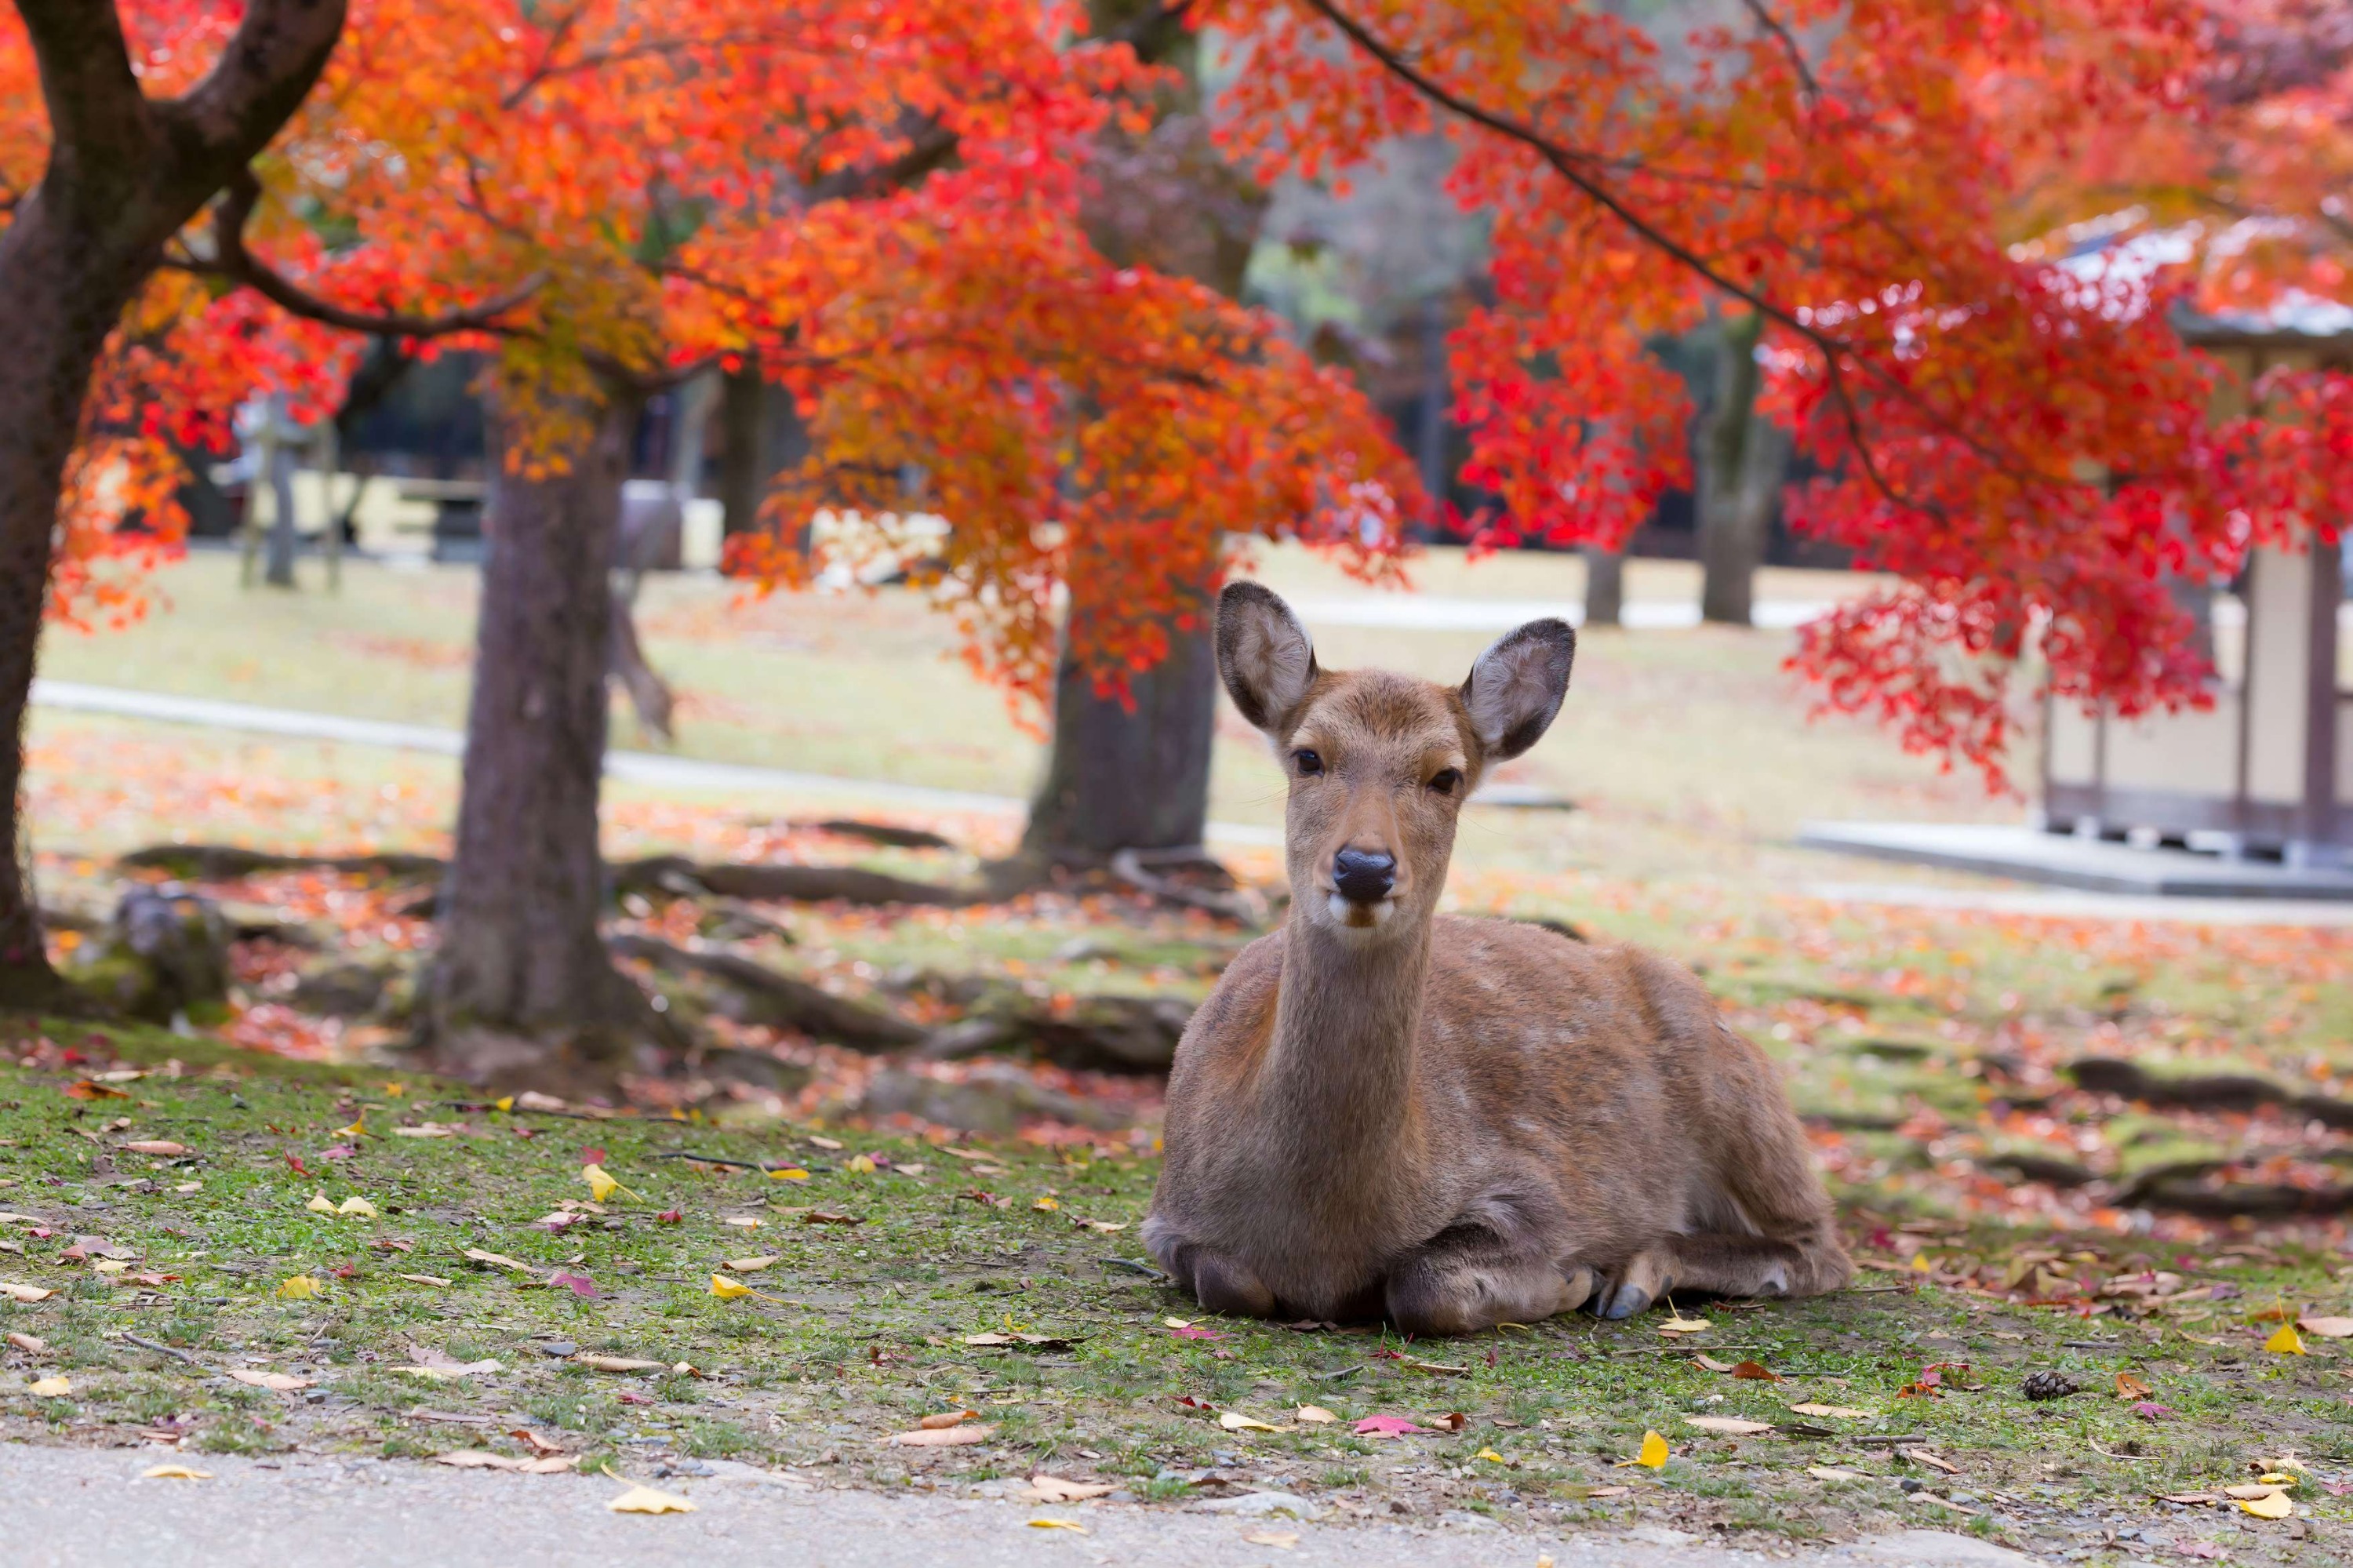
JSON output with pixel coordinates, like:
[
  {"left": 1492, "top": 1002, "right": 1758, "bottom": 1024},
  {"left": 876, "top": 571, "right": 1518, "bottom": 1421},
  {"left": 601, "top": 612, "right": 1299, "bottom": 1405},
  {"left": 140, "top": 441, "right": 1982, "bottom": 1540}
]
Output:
[
  {"left": 1107, "top": 847, "right": 1264, "bottom": 924},
  {"left": 610, "top": 854, "right": 984, "bottom": 908},
  {"left": 608, "top": 933, "right": 923, "bottom": 1050},
  {"left": 918, "top": 990, "right": 1194, "bottom": 1074},
  {"left": 119, "top": 845, "right": 446, "bottom": 881},
  {"left": 2068, "top": 1057, "right": 2353, "bottom": 1130},
  {"left": 798, "top": 819, "right": 957, "bottom": 850}
]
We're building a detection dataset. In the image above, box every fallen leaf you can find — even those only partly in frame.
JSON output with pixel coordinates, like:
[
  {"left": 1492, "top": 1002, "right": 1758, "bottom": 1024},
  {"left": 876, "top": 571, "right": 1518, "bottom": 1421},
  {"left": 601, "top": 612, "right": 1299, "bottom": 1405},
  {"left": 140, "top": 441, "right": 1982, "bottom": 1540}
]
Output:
[
  {"left": 608, "top": 1483, "right": 697, "bottom": 1514},
  {"left": 1684, "top": 1416, "right": 1773, "bottom": 1436},
  {"left": 1032, "top": 1196, "right": 1059, "bottom": 1212},
  {"left": 1730, "top": 1360, "right": 1782, "bottom": 1381},
  {"left": 29, "top": 1376, "right": 70, "bottom": 1395},
  {"left": 141, "top": 1464, "right": 211, "bottom": 1479},
  {"left": 511, "top": 1428, "right": 567, "bottom": 1456},
  {"left": 391, "top": 1125, "right": 454, "bottom": 1139},
  {"left": 1475, "top": 1447, "right": 1506, "bottom": 1461},
  {"left": 710, "top": 1274, "right": 753, "bottom": 1299},
  {"left": 1693, "top": 1354, "right": 1736, "bottom": 1373},
  {"left": 1657, "top": 1314, "right": 1711, "bottom": 1336},
  {"left": 802, "top": 1211, "right": 862, "bottom": 1226},
  {"left": 1162, "top": 1317, "right": 1192, "bottom": 1329},
  {"left": 123, "top": 1141, "right": 188, "bottom": 1157},
  {"left": 1809, "top": 1466, "right": 1867, "bottom": 1482},
  {"left": 337, "top": 1196, "right": 376, "bottom": 1218},
  {"left": 1631, "top": 1432, "right": 1669, "bottom": 1468},
  {"left": 394, "top": 1360, "right": 500, "bottom": 1381},
  {"left": 2238, "top": 1490, "right": 2293, "bottom": 1519},
  {"left": 305, "top": 1194, "right": 336, "bottom": 1214},
  {"left": 722, "top": 1217, "right": 763, "bottom": 1229},
  {"left": 888, "top": 1424, "right": 995, "bottom": 1447},
  {"left": 1242, "top": 1530, "right": 1300, "bottom": 1549},
  {"left": 1398, "top": 1356, "right": 1470, "bottom": 1375},
  {"left": 1295, "top": 1406, "right": 1337, "bottom": 1424},
  {"left": 395, "top": 1273, "right": 453, "bottom": 1287},
  {"left": 1021, "top": 1475, "right": 1117, "bottom": 1502},
  {"left": 229, "top": 1370, "right": 313, "bottom": 1392},
  {"left": 2297, "top": 1315, "right": 2353, "bottom": 1338},
  {"left": 574, "top": 1355, "right": 666, "bottom": 1373},
  {"left": 5, "top": 1332, "right": 45, "bottom": 1353},
  {"left": 1789, "top": 1403, "right": 1878, "bottom": 1420},
  {"left": 2159, "top": 1491, "right": 2222, "bottom": 1505},
  {"left": 436, "top": 1450, "right": 580, "bottom": 1474},
  {"left": 846, "top": 1154, "right": 877, "bottom": 1175},
  {"left": 64, "top": 1080, "right": 128, "bottom": 1101},
  {"left": 462, "top": 1250, "right": 536, "bottom": 1273},
  {"left": 2264, "top": 1323, "right": 2307, "bottom": 1355},
  {"left": 766, "top": 1167, "right": 810, "bottom": 1182},
  {"left": 1219, "top": 1410, "right": 1286, "bottom": 1432},
  {"left": 276, "top": 1275, "right": 322, "bottom": 1300},
  {"left": 1353, "top": 1415, "right": 1426, "bottom": 1436},
  {"left": 1902, "top": 1448, "right": 1961, "bottom": 1474},
  {"left": 548, "top": 1271, "right": 598, "bottom": 1299},
  {"left": 0, "top": 1283, "right": 54, "bottom": 1303},
  {"left": 808, "top": 1135, "right": 844, "bottom": 1150},
  {"left": 2115, "top": 1372, "right": 2152, "bottom": 1399},
  {"left": 582, "top": 1164, "right": 642, "bottom": 1204},
  {"left": 1027, "top": 1519, "right": 1087, "bottom": 1533},
  {"left": 2224, "top": 1483, "right": 2287, "bottom": 1500},
  {"left": 918, "top": 1410, "right": 976, "bottom": 1430}
]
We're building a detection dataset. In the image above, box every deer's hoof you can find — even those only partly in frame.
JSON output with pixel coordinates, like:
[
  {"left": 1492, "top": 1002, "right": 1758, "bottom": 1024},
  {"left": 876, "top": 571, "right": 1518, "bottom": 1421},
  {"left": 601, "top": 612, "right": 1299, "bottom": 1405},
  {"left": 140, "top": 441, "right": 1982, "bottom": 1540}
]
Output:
[
  {"left": 1600, "top": 1281, "right": 1653, "bottom": 1319},
  {"left": 1558, "top": 1264, "right": 1597, "bottom": 1315}
]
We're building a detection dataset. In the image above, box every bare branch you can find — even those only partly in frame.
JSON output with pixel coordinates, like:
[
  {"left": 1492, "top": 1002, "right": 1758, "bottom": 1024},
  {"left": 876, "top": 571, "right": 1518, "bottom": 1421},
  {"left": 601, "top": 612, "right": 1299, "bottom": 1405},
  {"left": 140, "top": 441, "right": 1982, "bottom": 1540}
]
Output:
[
  {"left": 209, "top": 169, "right": 543, "bottom": 338},
  {"left": 1740, "top": 0, "right": 1820, "bottom": 109}
]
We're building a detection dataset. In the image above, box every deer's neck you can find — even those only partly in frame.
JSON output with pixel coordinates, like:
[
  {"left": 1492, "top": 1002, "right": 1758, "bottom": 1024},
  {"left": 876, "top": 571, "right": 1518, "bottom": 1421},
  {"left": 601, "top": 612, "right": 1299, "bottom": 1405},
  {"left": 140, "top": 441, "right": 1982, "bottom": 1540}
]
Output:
[{"left": 1260, "top": 912, "right": 1434, "bottom": 1166}]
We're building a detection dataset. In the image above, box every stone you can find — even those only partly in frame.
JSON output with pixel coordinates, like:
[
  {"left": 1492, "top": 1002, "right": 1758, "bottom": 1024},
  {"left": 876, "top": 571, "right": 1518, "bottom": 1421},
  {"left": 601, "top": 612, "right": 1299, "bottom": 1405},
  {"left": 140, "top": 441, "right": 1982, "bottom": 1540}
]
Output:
[
  {"left": 1189, "top": 1490, "right": 1322, "bottom": 1521},
  {"left": 291, "top": 960, "right": 395, "bottom": 1018},
  {"left": 77, "top": 886, "right": 231, "bottom": 1024},
  {"left": 1841, "top": 1530, "right": 2046, "bottom": 1565}
]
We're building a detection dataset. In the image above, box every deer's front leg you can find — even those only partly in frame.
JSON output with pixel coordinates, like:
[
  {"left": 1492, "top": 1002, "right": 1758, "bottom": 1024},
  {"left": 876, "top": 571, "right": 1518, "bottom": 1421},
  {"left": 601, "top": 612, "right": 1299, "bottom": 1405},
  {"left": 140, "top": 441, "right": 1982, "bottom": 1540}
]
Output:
[
  {"left": 1385, "top": 1228, "right": 1596, "bottom": 1336},
  {"left": 1144, "top": 1221, "right": 1277, "bottom": 1319}
]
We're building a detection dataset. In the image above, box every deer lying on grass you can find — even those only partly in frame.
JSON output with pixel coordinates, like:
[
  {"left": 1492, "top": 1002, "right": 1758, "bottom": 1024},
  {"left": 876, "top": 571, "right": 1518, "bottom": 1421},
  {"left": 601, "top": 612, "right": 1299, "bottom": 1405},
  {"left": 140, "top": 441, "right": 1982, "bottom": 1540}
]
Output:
[{"left": 1143, "top": 584, "right": 1850, "bottom": 1333}]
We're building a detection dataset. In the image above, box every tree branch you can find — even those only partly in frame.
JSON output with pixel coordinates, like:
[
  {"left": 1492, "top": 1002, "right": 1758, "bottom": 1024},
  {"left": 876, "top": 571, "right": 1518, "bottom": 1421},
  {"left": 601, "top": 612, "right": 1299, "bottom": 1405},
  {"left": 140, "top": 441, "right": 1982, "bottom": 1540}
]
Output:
[
  {"left": 12, "top": 0, "right": 149, "bottom": 179},
  {"left": 209, "top": 168, "right": 544, "bottom": 338},
  {"left": 1740, "top": 0, "right": 1821, "bottom": 109},
  {"left": 155, "top": 0, "right": 349, "bottom": 177}
]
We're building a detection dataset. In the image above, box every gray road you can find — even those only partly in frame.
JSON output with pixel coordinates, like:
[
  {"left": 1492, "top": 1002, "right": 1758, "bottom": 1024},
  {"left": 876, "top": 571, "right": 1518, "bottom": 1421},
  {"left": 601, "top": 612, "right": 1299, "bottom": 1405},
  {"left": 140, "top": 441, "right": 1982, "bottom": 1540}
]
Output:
[{"left": 0, "top": 1442, "right": 2042, "bottom": 1568}]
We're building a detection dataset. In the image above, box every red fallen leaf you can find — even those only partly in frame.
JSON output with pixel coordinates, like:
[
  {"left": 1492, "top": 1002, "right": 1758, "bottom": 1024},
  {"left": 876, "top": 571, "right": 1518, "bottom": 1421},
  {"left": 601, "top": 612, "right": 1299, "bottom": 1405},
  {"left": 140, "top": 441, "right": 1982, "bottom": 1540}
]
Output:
[
  {"left": 1731, "top": 1360, "right": 1784, "bottom": 1381},
  {"left": 616, "top": 1390, "right": 653, "bottom": 1406},
  {"left": 319, "top": 1144, "right": 358, "bottom": 1161},
  {"left": 2322, "top": 1480, "right": 2352, "bottom": 1498},
  {"left": 1173, "top": 1395, "right": 1215, "bottom": 1410},
  {"left": 64, "top": 1080, "right": 129, "bottom": 1101},
  {"left": 655, "top": 1210, "right": 682, "bottom": 1224},
  {"left": 2132, "top": 1401, "right": 2173, "bottom": 1420},
  {"left": 124, "top": 1272, "right": 179, "bottom": 1287},
  {"left": 550, "top": 1271, "right": 598, "bottom": 1298},
  {"left": 511, "top": 1428, "right": 567, "bottom": 1457},
  {"left": 285, "top": 1155, "right": 312, "bottom": 1177},
  {"left": 1354, "top": 1415, "right": 1428, "bottom": 1436},
  {"left": 580, "top": 1147, "right": 607, "bottom": 1167},
  {"left": 1169, "top": 1326, "right": 1224, "bottom": 1341},
  {"left": 330, "top": 1264, "right": 358, "bottom": 1279},
  {"left": 1434, "top": 1411, "right": 1468, "bottom": 1432},
  {"left": 27, "top": 1227, "right": 52, "bottom": 1240},
  {"left": 59, "top": 1242, "right": 88, "bottom": 1262},
  {"left": 369, "top": 1239, "right": 413, "bottom": 1254}
]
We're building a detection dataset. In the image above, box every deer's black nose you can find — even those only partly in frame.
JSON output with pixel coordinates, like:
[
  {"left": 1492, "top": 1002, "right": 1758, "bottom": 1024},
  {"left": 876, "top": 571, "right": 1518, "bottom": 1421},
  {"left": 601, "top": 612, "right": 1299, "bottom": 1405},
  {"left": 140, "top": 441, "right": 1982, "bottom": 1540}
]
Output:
[{"left": 1332, "top": 847, "right": 1397, "bottom": 904}]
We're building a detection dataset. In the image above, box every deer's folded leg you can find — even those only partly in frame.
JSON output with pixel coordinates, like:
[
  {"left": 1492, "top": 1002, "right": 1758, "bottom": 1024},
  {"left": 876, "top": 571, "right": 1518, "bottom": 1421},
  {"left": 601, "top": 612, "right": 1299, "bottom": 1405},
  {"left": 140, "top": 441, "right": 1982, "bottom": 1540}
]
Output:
[
  {"left": 1594, "top": 1233, "right": 1820, "bottom": 1319},
  {"left": 1149, "top": 1228, "right": 1278, "bottom": 1319},
  {"left": 1385, "top": 1228, "right": 1596, "bottom": 1335}
]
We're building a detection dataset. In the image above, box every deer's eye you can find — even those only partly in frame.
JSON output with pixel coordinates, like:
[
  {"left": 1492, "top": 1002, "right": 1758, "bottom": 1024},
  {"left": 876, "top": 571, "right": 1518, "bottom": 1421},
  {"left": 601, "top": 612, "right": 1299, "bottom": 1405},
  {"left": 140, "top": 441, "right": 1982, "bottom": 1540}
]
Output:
[
  {"left": 1428, "top": 767, "right": 1463, "bottom": 795},
  {"left": 1293, "top": 749, "right": 1324, "bottom": 777}
]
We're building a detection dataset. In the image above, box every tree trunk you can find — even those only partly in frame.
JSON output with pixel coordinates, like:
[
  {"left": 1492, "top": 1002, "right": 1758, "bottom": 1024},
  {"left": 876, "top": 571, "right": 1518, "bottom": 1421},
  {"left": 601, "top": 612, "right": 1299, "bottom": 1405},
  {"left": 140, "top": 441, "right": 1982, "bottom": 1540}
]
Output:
[
  {"left": 424, "top": 387, "right": 664, "bottom": 1090},
  {"left": 263, "top": 405, "right": 300, "bottom": 587},
  {"left": 1021, "top": 600, "right": 1220, "bottom": 867},
  {"left": 1582, "top": 546, "right": 1625, "bottom": 628},
  {"left": 1697, "top": 312, "right": 1787, "bottom": 627},
  {"left": 0, "top": 0, "right": 347, "bottom": 1010},
  {"left": 0, "top": 212, "right": 152, "bottom": 1006}
]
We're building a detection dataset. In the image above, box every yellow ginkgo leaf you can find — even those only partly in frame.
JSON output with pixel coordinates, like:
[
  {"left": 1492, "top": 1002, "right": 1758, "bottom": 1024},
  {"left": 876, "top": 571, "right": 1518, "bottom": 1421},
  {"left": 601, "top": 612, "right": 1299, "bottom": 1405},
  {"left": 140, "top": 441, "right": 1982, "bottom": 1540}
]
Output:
[
  {"left": 1657, "top": 1313, "right": 1711, "bottom": 1336},
  {"left": 142, "top": 1464, "right": 211, "bottom": 1479},
  {"left": 1635, "top": 1431, "right": 1669, "bottom": 1468},
  {"left": 1909, "top": 1253, "right": 1933, "bottom": 1273},
  {"left": 1162, "top": 1317, "right": 1192, "bottom": 1329},
  {"left": 846, "top": 1154, "right": 877, "bottom": 1175},
  {"left": 1475, "top": 1447, "right": 1506, "bottom": 1462},
  {"left": 337, "top": 1196, "right": 376, "bottom": 1217},
  {"left": 710, "top": 1273, "right": 752, "bottom": 1299},
  {"left": 28, "top": 1376, "right": 70, "bottom": 1396},
  {"left": 1027, "top": 1519, "right": 1088, "bottom": 1533},
  {"left": 1033, "top": 1196, "right": 1060, "bottom": 1212},
  {"left": 2239, "top": 1490, "right": 2294, "bottom": 1519},
  {"left": 336, "top": 1117, "right": 365, "bottom": 1137},
  {"left": 1296, "top": 1406, "right": 1337, "bottom": 1423},
  {"left": 726, "top": 1256, "right": 780, "bottom": 1272},
  {"left": 767, "top": 1166, "right": 809, "bottom": 1182},
  {"left": 305, "top": 1194, "right": 336, "bottom": 1214},
  {"left": 493, "top": 1096, "right": 515, "bottom": 1112},
  {"left": 1218, "top": 1410, "right": 1284, "bottom": 1432},
  {"left": 2264, "top": 1322, "right": 2307, "bottom": 1355},
  {"left": 582, "top": 1164, "right": 638, "bottom": 1202},
  {"left": 608, "top": 1483, "right": 696, "bottom": 1515},
  {"left": 277, "top": 1275, "right": 322, "bottom": 1300}
]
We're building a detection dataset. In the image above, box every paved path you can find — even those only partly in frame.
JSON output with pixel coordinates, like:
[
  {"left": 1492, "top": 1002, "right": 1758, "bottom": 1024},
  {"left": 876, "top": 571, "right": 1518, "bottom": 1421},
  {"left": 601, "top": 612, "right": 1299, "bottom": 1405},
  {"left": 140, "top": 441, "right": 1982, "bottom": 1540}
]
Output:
[
  {"left": 0, "top": 1443, "right": 2040, "bottom": 1568},
  {"left": 1803, "top": 879, "right": 2353, "bottom": 927}
]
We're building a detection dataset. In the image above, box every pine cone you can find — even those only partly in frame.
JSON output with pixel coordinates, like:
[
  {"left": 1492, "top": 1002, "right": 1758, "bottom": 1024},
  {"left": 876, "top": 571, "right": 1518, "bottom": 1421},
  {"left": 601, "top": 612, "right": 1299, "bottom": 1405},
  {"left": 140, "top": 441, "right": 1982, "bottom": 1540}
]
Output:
[{"left": 2021, "top": 1370, "right": 2081, "bottom": 1401}]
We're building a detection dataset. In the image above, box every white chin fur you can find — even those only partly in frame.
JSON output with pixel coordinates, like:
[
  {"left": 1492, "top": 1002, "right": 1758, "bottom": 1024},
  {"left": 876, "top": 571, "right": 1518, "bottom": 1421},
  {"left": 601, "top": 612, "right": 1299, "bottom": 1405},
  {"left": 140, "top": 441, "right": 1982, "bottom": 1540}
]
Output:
[{"left": 1325, "top": 892, "right": 1396, "bottom": 934}]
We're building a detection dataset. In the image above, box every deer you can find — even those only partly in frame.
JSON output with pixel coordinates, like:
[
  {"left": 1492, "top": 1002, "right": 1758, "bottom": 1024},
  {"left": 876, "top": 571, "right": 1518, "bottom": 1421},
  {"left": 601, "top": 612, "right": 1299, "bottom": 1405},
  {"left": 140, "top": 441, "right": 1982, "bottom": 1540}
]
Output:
[{"left": 1142, "top": 582, "right": 1851, "bottom": 1334}]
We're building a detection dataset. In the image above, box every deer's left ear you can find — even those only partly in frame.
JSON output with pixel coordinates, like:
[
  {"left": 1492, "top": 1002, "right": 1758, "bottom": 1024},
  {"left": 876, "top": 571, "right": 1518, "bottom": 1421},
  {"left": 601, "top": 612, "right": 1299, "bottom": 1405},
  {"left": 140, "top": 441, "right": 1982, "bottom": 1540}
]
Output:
[{"left": 1462, "top": 619, "right": 1575, "bottom": 761}]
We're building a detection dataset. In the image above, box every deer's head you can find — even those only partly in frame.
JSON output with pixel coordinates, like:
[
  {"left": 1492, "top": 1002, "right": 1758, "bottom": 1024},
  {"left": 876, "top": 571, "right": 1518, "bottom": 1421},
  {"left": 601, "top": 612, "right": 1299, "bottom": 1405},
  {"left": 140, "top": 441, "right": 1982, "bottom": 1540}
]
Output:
[{"left": 1216, "top": 582, "right": 1574, "bottom": 943}]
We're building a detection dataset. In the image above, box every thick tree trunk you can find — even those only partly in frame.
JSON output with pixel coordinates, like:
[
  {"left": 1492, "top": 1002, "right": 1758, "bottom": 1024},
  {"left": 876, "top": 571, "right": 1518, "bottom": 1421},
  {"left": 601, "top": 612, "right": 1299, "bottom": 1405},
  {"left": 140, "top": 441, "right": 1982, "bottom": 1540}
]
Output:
[
  {"left": 1697, "top": 313, "right": 1788, "bottom": 627},
  {"left": 424, "top": 387, "right": 664, "bottom": 1090},
  {"left": 1021, "top": 602, "right": 1220, "bottom": 867},
  {"left": 0, "top": 211, "right": 151, "bottom": 1006},
  {"left": 716, "top": 365, "right": 766, "bottom": 538},
  {"left": 1582, "top": 546, "right": 1625, "bottom": 628},
  {"left": 0, "top": 0, "right": 347, "bottom": 1010}
]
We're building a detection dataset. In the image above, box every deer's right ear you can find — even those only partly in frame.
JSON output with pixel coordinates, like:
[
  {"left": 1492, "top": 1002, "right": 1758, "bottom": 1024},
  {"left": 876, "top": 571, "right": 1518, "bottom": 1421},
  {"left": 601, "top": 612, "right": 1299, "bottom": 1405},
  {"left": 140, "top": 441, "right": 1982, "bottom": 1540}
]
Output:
[{"left": 1216, "top": 581, "right": 1318, "bottom": 735}]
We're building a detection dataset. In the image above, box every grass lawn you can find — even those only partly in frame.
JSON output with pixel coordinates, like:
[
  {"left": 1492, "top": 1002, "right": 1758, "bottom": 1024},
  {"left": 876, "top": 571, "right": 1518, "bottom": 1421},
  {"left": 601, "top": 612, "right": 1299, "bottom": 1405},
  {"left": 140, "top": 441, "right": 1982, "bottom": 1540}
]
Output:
[{"left": 8, "top": 542, "right": 2350, "bottom": 1559}]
